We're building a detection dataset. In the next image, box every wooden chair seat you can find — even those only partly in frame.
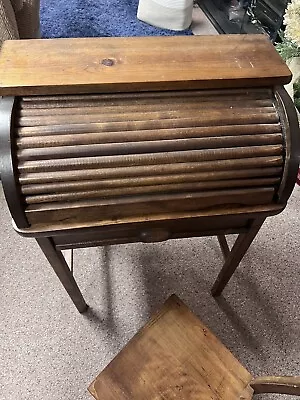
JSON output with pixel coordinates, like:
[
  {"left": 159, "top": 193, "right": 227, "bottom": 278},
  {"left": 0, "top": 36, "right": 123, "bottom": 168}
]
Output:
[{"left": 88, "top": 295, "right": 300, "bottom": 399}]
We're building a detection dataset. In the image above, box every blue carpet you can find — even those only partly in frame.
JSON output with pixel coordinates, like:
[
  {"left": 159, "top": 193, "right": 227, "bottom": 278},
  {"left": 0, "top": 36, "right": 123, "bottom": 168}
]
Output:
[{"left": 40, "top": 0, "right": 193, "bottom": 38}]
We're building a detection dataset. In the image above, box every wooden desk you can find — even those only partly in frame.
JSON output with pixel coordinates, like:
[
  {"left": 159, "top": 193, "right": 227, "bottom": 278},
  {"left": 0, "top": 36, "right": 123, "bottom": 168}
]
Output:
[{"left": 0, "top": 36, "right": 298, "bottom": 313}]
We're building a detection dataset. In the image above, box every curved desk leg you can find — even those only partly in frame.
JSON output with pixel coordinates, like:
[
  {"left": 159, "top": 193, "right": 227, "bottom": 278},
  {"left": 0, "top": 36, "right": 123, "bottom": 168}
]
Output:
[
  {"left": 212, "top": 218, "right": 265, "bottom": 296},
  {"left": 36, "top": 237, "right": 88, "bottom": 313}
]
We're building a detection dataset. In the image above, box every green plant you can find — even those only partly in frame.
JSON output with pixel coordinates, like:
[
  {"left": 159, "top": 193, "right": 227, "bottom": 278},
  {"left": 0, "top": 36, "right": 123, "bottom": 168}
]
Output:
[
  {"left": 276, "top": 33, "right": 300, "bottom": 61},
  {"left": 275, "top": 0, "right": 300, "bottom": 112},
  {"left": 294, "top": 80, "right": 300, "bottom": 110}
]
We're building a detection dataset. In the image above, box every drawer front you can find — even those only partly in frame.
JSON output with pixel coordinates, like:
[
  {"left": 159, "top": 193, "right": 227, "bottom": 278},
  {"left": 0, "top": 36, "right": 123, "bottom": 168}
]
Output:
[{"left": 53, "top": 214, "right": 250, "bottom": 250}]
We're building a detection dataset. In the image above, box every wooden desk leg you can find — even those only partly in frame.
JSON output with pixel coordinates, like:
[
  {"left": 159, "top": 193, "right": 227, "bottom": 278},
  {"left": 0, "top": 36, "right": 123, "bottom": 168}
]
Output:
[
  {"left": 36, "top": 237, "right": 88, "bottom": 313},
  {"left": 212, "top": 219, "right": 265, "bottom": 296},
  {"left": 217, "top": 235, "right": 230, "bottom": 260}
]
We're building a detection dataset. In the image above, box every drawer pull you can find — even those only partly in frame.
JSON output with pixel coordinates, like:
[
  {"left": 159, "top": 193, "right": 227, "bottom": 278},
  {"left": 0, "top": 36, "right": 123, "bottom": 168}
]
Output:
[{"left": 140, "top": 229, "right": 170, "bottom": 243}]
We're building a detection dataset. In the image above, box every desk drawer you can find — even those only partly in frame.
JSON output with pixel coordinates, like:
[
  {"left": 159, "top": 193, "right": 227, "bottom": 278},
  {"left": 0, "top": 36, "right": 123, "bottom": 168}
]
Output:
[{"left": 53, "top": 214, "right": 250, "bottom": 249}]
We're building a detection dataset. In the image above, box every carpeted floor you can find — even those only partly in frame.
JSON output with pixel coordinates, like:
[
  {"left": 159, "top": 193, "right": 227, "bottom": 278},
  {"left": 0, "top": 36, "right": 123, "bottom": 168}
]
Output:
[
  {"left": 0, "top": 183, "right": 300, "bottom": 400},
  {"left": 40, "top": 0, "right": 193, "bottom": 38}
]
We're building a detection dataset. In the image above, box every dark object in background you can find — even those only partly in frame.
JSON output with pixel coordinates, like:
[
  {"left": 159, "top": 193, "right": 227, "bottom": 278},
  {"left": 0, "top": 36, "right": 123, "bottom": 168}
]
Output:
[{"left": 199, "top": 0, "right": 289, "bottom": 42}]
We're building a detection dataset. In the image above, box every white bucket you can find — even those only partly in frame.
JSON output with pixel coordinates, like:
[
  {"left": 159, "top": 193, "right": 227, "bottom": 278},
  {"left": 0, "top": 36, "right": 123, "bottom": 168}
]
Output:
[{"left": 137, "top": 0, "right": 193, "bottom": 31}]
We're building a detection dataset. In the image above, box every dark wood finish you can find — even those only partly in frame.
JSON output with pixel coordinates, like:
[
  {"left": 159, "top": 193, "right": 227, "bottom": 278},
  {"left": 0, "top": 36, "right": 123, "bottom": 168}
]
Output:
[
  {"left": 16, "top": 117, "right": 280, "bottom": 138},
  {"left": 17, "top": 88, "right": 275, "bottom": 103},
  {"left": 36, "top": 237, "right": 88, "bottom": 313},
  {"left": 275, "top": 87, "right": 300, "bottom": 204},
  {"left": 17, "top": 135, "right": 282, "bottom": 160},
  {"left": 16, "top": 109, "right": 278, "bottom": 128},
  {"left": 0, "top": 35, "right": 291, "bottom": 96},
  {"left": 217, "top": 235, "right": 230, "bottom": 259},
  {"left": 22, "top": 174, "right": 282, "bottom": 196},
  {"left": 14, "top": 203, "right": 284, "bottom": 238},
  {"left": 16, "top": 122, "right": 282, "bottom": 142},
  {"left": 24, "top": 178, "right": 280, "bottom": 204},
  {"left": 88, "top": 295, "right": 254, "bottom": 400},
  {"left": 18, "top": 158, "right": 283, "bottom": 176},
  {"left": 211, "top": 219, "right": 265, "bottom": 296},
  {"left": 49, "top": 214, "right": 256, "bottom": 250},
  {"left": 0, "top": 96, "right": 29, "bottom": 228},
  {"left": 25, "top": 188, "right": 275, "bottom": 226},
  {"left": 251, "top": 376, "right": 300, "bottom": 396},
  {"left": 18, "top": 99, "right": 275, "bottom": 116}
]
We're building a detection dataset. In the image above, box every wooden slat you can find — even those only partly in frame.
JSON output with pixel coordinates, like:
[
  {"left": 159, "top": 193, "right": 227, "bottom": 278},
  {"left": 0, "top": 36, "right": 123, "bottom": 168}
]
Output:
[
  {"left": 20, "top": 108, "right": 278, "bottom": 127},
  {"left": 20, "top": 166, "right": 283, "bottom": 195},
  {"left": 25, "top": 188, "right": 275, "bottom": 225},
  {"left": 16, "top": 113, "right": 280, "bottom": 137},
  {"left": 24, "top": 177, "right": 280, "bottom": 204},
  {"left": 18, "top": 94, "right": 272, "bottom": 109},
  {"left": 17, "top": 145, "right": 283, "bottom": 173},
  {"left": 19, "top": 157, "right": 283, "bottom": 185},
  {"left": 17, "top": 109, "right": 278, "bottom": 128},
  {"left": 0, "top": 35, "right": 291, "bottom": 96},
  {"left": 19, "top": 88, "right": 274, "bottom": 104},
  {"left": 27, "top": 188, "right": 275, "bottom": 211},
  {"left": 16, "top": 124, "right": 282, "bottom": 148},
  {"left": 17, "top": 134, "right": 283, "bottom": 161},
  {"left": 18, "top": 100, "right": 274, "bottom": 116}
]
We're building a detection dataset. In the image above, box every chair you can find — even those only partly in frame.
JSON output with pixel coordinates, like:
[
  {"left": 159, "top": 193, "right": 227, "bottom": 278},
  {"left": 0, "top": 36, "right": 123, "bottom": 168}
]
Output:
[
  {"left": 0, "top": 0, "right": 40, "bottom": 46},
  {"left": 88, "top": 295, "right": 300, "bottom": 399}
]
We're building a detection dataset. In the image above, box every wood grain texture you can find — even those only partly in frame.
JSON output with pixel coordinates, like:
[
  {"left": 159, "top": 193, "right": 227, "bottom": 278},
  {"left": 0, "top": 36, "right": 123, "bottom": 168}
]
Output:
[
  {"left": 10, "top": 89, "right": 285, "bottom": 228},
  {"left": 14, "top": 203, "right": 284, "bottom": 238},
  {"left": 0, "top": 35, "right": 291, "bottom": 96},
  {"left": 24, "top": 187, "right": 276, "bottom": 226},
  {"left": 20, "top": 168, "right": 283, "bottom": 194},
  {"left": 88, "top": 295, "right": 253, "bottom": 399},
  {"left": 24, "top": 178, "right": 280, "bottom": 204},
  {"left": 19, "top": 162, "right": 283, "bottom": 184}
]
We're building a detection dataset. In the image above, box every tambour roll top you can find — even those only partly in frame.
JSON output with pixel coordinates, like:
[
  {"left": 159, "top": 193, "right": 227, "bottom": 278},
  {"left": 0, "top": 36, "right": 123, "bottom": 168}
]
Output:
[
  {"left": 0, "top": 35, "right": 299, "bottom": 233},
  {"left": 11, "top": 88, "right": 288, "bottom": 227}
]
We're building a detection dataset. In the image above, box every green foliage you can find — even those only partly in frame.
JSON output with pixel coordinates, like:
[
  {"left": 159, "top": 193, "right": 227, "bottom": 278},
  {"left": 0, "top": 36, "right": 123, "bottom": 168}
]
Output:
[
  {"left": 276, "top": 2, "right": 300, "bottom": 113},
  {"left": 294, "top": 80, "right": 300, "bottom": 111},
  {"left": 275, "top": 31, "right": 300, "bottom": 112},
  {"left": 294, "top": 80, "right": 300, "bottom": 96},
  {"left": 276, "top": 37, "right": 300, "bottom": 61}
]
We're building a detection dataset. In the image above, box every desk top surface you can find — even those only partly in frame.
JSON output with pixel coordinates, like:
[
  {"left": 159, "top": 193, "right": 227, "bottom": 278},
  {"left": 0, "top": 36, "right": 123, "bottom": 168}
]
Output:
[{"left": 0, "top": 35, "right": 291, "bottom": 96}]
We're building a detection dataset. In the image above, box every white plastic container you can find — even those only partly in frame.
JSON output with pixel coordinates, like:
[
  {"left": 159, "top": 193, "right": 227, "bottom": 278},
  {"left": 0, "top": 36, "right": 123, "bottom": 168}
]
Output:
[{"left": 137, "top": 0, "right": 193, "bottom": 31}]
